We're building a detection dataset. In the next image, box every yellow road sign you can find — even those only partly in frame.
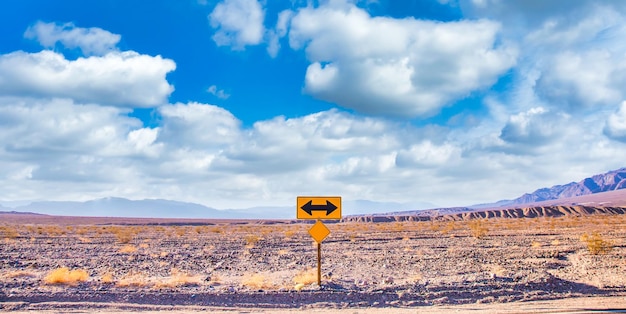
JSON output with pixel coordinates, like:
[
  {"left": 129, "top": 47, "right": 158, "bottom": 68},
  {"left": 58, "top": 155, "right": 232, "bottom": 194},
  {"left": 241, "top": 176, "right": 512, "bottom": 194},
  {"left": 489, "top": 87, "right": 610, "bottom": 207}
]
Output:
[
  {"left": 309, "top": 220, "right": 330, "bottom": 243},
  {"left": 297, "top": 196, "right": 342, "bottom": 220}
]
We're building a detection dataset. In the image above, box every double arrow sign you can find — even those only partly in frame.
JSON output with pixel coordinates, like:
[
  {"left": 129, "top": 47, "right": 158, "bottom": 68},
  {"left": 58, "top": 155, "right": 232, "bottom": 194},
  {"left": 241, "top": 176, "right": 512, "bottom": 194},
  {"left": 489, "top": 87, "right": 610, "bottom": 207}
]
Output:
[
  {"left": 296, "top": 196, "right": 342, "bottom": 286},
  {"left": 297, "top": 196, "right": 342, "bottom": 220}
]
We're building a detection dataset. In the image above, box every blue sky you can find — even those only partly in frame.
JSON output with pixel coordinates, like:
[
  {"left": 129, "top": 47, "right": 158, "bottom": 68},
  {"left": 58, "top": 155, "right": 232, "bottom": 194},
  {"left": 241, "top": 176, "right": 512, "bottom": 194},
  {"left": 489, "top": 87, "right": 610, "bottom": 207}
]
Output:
[{"left": 1, "top": 0, "right": 626, "bottom": 210}]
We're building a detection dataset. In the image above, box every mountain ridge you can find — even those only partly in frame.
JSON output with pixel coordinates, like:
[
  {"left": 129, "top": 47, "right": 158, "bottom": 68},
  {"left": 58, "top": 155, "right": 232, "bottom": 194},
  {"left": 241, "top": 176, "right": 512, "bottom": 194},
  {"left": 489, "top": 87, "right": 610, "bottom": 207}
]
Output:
[{"left": 479, "top": 167, "right": 626, "bottom": 208}]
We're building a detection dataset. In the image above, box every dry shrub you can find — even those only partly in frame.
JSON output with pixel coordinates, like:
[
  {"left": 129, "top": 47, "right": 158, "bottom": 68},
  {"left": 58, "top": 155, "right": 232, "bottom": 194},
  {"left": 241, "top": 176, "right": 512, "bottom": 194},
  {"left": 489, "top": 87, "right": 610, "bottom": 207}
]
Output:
[
  {"left": 468, "top": 220, "right": 489, "bottom": 239},
  {"left": 245, "top": 235, "right": 261, "bottom": 248},
  {"left": 44, "top": 267, "right": 89, "bottom": 285},
  {"left": 283, "top": 230, "right": 296, "bottom": 238},
  {"left": 3, "top": 270, "right": 36, "bottom": 279},
  {"left": 101, "top": 273, "right": 114, "bottom": 284},
  {"left": 409, "top": 272, "right": 423, "bottom": 282},
  {"left": 117, "top": 273, "right": 149, "bottom": 287},
  {"left": 580, "top": 232, "right": 613, "bottom": 255},
  {"left": 488, "top": 264, "right": 507, "bottom": 277},
  {"left": 210, "top": 226, "right": 225, "bottom": 234},
  {"left": 531, "top": 241, "right": 542, "bottom": 248},
  {"left": 154, "top": 268, "right": 203, "bottom": 288},
  {"left": 440, "top": 221, "right": 457, "bottom": 235},
  {"left": 293, "top": 267, "right": 317, "bottom": 286},
  {"left": 241, "top": 273, "right": 274, "bottom": 289},
  {"left": 109, "top": 226, "right": 137, "bottom": 244},
  {"left": 0, "top": 226, "right": 19, "bottom": 239},
  {"left": 119, "top": 245, "right": 138, "bottom": 253},
  {"left": 43, "top": 226, "right": 65, "bottom": 236},
  {"left": 174, "top": 227, "right": 187, "bottom": 237}
]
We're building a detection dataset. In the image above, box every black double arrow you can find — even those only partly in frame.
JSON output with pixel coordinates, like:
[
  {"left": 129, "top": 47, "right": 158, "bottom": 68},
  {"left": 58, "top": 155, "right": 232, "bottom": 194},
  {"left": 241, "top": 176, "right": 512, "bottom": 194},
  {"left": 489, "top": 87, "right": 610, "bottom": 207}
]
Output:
[{"left": 300, "top": 200, "right": 338, "bottom": 216}]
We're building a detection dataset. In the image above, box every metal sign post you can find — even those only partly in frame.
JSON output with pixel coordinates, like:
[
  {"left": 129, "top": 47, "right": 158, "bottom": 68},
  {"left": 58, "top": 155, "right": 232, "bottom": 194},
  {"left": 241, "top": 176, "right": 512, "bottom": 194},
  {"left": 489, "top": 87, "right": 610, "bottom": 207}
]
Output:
[{"left": 297, "top": 197, "right": 342, "bottom": 286}]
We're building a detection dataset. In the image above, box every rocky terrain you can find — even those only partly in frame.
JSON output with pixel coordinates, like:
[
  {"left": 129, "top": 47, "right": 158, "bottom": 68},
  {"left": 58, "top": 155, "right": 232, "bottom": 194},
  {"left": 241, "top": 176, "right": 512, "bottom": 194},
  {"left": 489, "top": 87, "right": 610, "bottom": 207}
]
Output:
[
  {"left": 1, "top": 212, "right": 626, "bottom": 312},
  {"left": 501, "top": 167, "right": 626, "bottom": 205}
]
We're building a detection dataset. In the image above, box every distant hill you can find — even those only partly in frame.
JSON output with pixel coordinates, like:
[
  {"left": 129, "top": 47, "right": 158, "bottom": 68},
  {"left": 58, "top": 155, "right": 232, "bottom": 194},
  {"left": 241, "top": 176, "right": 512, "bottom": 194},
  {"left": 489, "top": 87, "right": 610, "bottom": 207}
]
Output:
[
  {"left": 475, "top": 167, "right": 626, "bottom": 208},
  {"left": 2, "top": 197, "right": 435, "bottom": 219},
  {"left": 13, "top": 197, "right": 231, "bottom": 219}
]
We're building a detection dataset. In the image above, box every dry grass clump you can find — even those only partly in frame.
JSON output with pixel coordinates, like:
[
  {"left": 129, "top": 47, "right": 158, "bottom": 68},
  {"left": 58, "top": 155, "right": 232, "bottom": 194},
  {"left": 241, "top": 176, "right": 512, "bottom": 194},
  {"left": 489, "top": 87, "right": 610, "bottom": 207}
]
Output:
[
  {"left": 283, "top": 229, "right": 297, "bottom": 238},
  {"left": 44, "top": 267, "right": 89, "bottom": 285},
  {"left": 42, "top": 225, "right": 66, "bottom": 237},
  {"left": 241, "top": 273, "right": 274, "bottom": 290},
  {"left": 293, "top": 267, "right": 317, "bottom": 286},
  {"left": 119, "top": 245, "right": 138, "bottom": 253},
  {"left": 0, "top": 225, "right": 19, "bottom": 239},
  {"left": 154, "top": 269, "right": 203, "bottom": 288},
  {"left": 580, "top": 232, "right": 613, "bottom": 255},
  {"left": 468, "top": 220, "right": 489, "bottom": 239},
  {"left": 244, "top": 235, "right": 261, "bottom": 248},
  {"left": 109, "top": 226, "right": 138, "bottom": 244},
  {"left": 101, "top": 273, "right": 114, "bottom": 284},
  {"left": 116, "top": 273, "right": 149, "bottom": 287},
  {"left": 174, "top": 226, "right": 187, "bottom": 237},
  {"left": 2, "top": 270, "right": 37, "bottom": 279}
]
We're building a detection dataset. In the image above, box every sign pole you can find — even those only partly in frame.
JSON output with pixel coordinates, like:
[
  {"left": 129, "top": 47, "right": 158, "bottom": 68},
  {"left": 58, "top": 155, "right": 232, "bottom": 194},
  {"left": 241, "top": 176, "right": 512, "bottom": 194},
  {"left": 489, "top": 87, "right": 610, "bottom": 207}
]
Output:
[
  {"left": 297, "top": 196, "right": 341, "bottom": 287},
  {"left": 317, "top": 239, "right": 322, "bottom": 286}
]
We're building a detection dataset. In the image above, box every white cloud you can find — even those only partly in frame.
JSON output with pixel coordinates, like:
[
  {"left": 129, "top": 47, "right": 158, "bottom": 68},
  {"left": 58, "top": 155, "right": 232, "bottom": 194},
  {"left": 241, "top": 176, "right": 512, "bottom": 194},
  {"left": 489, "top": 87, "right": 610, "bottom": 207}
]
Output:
[
  {"left": 158, "top": 102, "right": 242, "bottom": 148},
  {"left": 0, "top": 97, "right": 160, "bottom": 200},
  {"left": 4, "top": 12, "right": 626, "bottom": 212},
  {"left": 24, "top": 21, "right": 121, "bottom": 56},
  {"left": 395, "top": 141, "right": 460, "bottom": 168},
  {"left": 1, "top": 95, "right": 625, "bottom": 208},
  {"left": 0, "top": 50, "right": 176, "bottom": 107},
  {"left": 288, "top": 2, "right": 517, "bottom": 117},
  {"left": 499, "top": 107, "right": 566, "bottom": 145},
  {"left": 266, "top": 10, "right": 294, "bottom": 57},
  {"left": 604, "top": 101, "right": 626, "bottom": 142},
  {"left": 207, "top": 85, "right": 231, "bottom": 99},
  {"left": 209, "top": 0, "right": 265, "bottom": 49}
]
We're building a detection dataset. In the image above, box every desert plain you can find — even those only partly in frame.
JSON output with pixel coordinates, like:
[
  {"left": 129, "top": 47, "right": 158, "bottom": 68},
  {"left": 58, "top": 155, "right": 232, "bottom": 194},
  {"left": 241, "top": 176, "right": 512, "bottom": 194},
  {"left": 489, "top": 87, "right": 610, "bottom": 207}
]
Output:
[{"left": 1, "top": 209, "right": 626, "bottom": 313}]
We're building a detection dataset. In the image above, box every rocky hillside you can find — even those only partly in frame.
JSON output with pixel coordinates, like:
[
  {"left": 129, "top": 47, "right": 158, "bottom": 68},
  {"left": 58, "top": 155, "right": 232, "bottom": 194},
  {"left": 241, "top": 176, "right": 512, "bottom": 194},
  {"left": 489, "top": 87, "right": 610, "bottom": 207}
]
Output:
[
  {"left": 342, "top": 206, "right": 626, "bottom": 222},
  {"left": 508, "top": 168, "right": 626, "bottom": 204}
]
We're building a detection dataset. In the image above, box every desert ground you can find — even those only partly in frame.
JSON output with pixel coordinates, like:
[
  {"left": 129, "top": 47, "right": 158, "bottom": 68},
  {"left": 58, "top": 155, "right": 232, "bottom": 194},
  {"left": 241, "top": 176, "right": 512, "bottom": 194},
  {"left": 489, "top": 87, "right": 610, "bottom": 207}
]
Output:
[{"left": 1, "top": 211, "right": 626, "bottom": 312}]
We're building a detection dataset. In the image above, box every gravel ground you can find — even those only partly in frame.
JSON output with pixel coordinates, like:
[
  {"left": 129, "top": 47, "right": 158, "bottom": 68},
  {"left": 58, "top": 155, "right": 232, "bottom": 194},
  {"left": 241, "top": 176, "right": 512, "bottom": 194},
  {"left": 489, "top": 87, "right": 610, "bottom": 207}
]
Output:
[{"left": 1, "top": 214, "right": 626, "bottom": 311}]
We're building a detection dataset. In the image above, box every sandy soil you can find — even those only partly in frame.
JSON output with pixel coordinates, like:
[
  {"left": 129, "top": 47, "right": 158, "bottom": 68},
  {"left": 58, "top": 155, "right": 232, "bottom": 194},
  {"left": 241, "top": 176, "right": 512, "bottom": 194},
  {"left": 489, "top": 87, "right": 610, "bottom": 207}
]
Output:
[{"left": 1, "top": 214, "right": 626, "bottom": 312}]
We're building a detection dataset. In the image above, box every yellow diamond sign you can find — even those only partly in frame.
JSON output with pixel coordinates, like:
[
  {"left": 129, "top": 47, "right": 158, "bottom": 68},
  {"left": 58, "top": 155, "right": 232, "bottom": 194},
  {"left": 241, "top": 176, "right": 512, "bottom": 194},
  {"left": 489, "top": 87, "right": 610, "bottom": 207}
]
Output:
[{"left": 309, "top": 220, "right": 330, "bottom": 243}]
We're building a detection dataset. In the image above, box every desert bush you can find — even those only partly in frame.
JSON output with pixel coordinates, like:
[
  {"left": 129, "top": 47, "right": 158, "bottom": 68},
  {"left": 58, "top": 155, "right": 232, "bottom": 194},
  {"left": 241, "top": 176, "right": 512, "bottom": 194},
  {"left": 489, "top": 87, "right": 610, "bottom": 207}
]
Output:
[
  {"left": 440, "top": 221, "right": 458, "bottom": 236},
  {"left": 468, "top": 220, "right": 489, "bottom": 239},
  {"left": 210, "top": 226, "right": 224, "bottom": 234},
  {"left": 174, "top": 226, "right": 187, "bottom": 237},
  {"left": 293, "top": 267, "right": 317, "bottom": 286},
  {"left": 109, "top": 226, "right": 137, "bottom": 244},
  {"left": 245, "top": 235, "right": 261, "bottom": 247},
  {"left": 580, "top": 232, "right": 613, "bottom": 255},
  {"left": 2, "top": 270, "right": 36, "bottom": 279},
  {"left": 241, "top": 273, "right": 274, "bottom": 289},
  {"left": 283, "top": 229, "right": 297, "bottom": 238},
  {"left": 119, "top": 245, "right": 138, "bottom": 253},
  {"left": 154, "top": 268, "right": 203, "bottom": 288},
  {"left": 117, "top": 273, "right": 149, "bottom": 287},
  {"left": 42, "top": 226, "right": 64, "bottom": 237},
  {"left": 101, "top": 273, "right": 114, "bottom": 284},
  {"left": 44, "top": 267, "right": 89, "bottom": 285},
  {"left": 0, "top": 226, "right": 19, "bottom": 239}
]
